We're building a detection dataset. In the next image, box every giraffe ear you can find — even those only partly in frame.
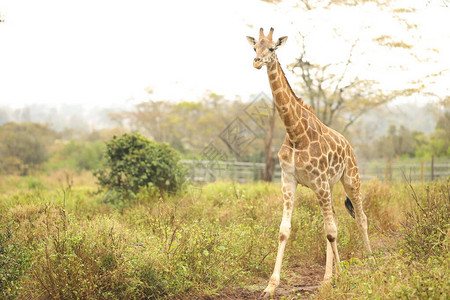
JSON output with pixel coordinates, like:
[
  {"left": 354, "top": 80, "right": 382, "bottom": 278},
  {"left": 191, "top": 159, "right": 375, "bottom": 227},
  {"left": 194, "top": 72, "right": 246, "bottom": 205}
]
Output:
[
  {"left": 275, "top": 36, "right": 288, "bottom": 49},
  {"left": 246, "top": 36, "right": 256, "bottom": 46}
]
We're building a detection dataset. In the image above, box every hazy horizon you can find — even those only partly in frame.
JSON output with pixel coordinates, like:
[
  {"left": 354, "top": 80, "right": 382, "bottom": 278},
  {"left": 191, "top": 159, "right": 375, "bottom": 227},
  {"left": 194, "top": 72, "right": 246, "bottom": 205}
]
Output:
[{"left": 1, "top": 0, "right": 449, "bottom": 109}]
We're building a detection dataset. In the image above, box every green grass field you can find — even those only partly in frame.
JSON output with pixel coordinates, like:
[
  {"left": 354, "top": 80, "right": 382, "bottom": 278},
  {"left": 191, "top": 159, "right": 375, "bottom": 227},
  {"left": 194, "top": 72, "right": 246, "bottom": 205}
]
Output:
[{"left": 0, "top": 172, "right": 448, "bottom": 299}]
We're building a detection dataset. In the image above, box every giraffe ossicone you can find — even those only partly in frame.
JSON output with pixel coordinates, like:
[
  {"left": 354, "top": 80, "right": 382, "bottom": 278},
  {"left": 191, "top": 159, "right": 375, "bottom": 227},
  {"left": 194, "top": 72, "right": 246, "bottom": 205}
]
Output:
[{"left": 247, "top": 27, "right": 372, "bottom": 298}]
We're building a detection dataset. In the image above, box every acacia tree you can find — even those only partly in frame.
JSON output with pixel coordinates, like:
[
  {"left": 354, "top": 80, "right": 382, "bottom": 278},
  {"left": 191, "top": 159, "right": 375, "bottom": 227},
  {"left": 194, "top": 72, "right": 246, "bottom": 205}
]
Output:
[
  {"left": 259, "top": 0, "right": 443, "bottom": 133},
  {"left": 289, "top": 35, "right": 417, "bottom": 132}
]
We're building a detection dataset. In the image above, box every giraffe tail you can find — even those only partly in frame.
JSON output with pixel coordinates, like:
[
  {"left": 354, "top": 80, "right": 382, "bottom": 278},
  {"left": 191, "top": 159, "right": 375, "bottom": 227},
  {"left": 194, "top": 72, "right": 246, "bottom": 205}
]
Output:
[{"left": 345, "top": 197, "right": 355, "bottom": 219}]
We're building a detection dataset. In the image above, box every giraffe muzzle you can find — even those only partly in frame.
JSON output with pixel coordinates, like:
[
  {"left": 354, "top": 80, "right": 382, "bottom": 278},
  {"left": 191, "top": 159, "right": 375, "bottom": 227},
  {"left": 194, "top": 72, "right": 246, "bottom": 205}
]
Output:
[{"left": 253, "top": 58, "right": 264, "bottom": 69}]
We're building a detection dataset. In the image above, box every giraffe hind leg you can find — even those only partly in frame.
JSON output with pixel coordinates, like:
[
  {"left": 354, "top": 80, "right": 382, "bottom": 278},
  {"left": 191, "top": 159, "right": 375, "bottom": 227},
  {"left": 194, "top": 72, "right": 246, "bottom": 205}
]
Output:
[
  {"left": 315, "top": 182, "right": 341, "bottom": 281},
  {"left": 341, "top": 176, "right": 372, "bottom": 254}
]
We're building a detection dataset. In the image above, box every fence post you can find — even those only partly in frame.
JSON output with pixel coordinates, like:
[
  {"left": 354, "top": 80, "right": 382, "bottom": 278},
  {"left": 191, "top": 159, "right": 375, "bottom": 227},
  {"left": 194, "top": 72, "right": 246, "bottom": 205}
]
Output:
[
  {"left": 385, "top": 158, "right": 392, "bottom": 183},
  {"left": 431, "top": 155, "right": 435, "bottom": 181},
  {"left": 389, "top": 159, "right": 393, "bottom": 183},
  {"left": 384, "top": 159, "right": 388, "bottom": 183},
  {"left": 420, "top": 159, "right": 424, "bottom": 183}
]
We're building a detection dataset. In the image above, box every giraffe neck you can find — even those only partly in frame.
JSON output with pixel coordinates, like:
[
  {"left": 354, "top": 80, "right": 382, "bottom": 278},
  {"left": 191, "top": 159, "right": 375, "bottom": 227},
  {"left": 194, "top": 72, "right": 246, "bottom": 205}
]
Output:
[{"left": 267, "top": 57, "right": 315, "bottom": 144}]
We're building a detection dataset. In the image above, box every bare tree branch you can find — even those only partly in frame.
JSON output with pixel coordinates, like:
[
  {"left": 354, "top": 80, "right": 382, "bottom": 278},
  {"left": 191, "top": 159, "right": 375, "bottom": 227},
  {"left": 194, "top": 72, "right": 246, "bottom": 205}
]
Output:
[{"left": 289, "top": 33, "right": 421, "bottom": 132}]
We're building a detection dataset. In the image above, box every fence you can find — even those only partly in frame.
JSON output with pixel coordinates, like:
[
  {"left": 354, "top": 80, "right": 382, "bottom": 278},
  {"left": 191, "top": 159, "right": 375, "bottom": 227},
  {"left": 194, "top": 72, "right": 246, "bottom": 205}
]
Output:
[
  {"left": 181, "top": 160, "right": 279, "bottom": 183},
  {"left": 182, "top": 158, "right": 450, "bottom": 184},
  {"left": 358, "top": 157, "right": 450, "bottom": 183}
]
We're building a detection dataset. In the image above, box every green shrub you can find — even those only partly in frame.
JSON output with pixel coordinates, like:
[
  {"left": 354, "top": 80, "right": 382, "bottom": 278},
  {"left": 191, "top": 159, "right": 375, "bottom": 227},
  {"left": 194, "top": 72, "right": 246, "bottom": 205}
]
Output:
[
  {"left": 0, "top": 228, "right": 31, "bottom": 299},
  {"left": 25, "top": 175, "right": 45, "bottom": 190},
  {"left": 95, "top": 133, "right": 186, "bottom": 202},
  {"left": 402, "top": 181, "right": 449, "bottom": 260},
  {"left": 23, "top": 212, "right": 139, "bottom": 299}
]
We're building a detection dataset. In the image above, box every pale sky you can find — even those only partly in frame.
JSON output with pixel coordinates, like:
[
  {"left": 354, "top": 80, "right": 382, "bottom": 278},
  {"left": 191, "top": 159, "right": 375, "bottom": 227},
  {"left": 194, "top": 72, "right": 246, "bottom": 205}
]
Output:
[{"left": 0, "top": 0, "right": 449, "bottom": 109}]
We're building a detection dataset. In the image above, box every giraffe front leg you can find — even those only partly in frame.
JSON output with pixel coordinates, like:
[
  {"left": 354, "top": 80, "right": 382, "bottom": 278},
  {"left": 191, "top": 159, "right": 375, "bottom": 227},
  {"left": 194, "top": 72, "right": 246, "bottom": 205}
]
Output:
[
  {"left": 323, "top": 240, "right": 333, "bottom": 282},
  {"left": 261, "top": 172, "right": 297, "bottom": 298}
]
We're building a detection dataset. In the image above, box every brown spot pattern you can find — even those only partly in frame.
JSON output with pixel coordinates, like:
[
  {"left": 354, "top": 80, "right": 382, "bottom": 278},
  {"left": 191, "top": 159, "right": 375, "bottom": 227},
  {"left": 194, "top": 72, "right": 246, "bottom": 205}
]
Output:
[
  {"left": 250, "top": 39, "right": 371, "bottom": 295},
  {"left": 309, "top": 142, "right": 321, "bottom": 157}
]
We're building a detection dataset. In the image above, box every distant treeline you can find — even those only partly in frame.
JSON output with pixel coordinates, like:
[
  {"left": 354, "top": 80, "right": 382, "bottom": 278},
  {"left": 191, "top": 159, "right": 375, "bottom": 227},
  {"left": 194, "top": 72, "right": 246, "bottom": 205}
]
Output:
[{"left": 0, "top": 95, "right": 448, "bottom": 175}]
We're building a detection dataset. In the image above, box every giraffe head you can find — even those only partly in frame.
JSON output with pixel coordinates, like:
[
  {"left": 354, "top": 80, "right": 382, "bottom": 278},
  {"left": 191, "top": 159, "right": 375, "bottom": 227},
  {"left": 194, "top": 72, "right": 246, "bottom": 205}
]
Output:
[{"left": 246, "top": 27, "right": 287, "bottom": 69}]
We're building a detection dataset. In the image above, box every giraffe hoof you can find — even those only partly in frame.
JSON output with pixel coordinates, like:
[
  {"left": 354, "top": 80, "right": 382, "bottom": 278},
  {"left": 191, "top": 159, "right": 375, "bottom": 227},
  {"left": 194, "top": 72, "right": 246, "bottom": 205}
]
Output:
[{"left": 260, "top": 291, "right": 273, "bottom": 298}]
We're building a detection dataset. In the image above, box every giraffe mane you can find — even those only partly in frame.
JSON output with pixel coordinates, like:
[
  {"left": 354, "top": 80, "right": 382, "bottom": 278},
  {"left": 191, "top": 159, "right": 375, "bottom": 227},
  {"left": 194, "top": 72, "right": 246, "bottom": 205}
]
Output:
[{"left": 277, "top": 59, "right": 315, "bottom": 114}]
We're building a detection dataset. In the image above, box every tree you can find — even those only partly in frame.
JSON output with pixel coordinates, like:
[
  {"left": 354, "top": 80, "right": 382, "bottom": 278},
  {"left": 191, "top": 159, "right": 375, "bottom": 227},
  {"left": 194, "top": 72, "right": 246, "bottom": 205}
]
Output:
[
  {"left": 429, "top": 111, "right": 450, "bottom": 157},
  {"left": 109, "top": 92, "right": 246, "bottom": 157},
  {"left": 258, "top": 0, "right": 442, "bottom": 133},
  {"left": 95, "top": 133, "right": 185, "bottom": 202},
  {"left": 372, "top": 125, "right": 415, "bottom": 159},
  {"left": 0, "top": 122, "right": 56, "bottom": 174},
  {"left": 262, "top": 101, "right": 277, "bottom": 181},
  {"left": 244, "top": 93, "right": 281, "bottom": 181},
  {"left": 289, "top": 34, "right": 418, "bottom": 133},
  {"left": 52, "top": 140, "right": 105, "bottom": 171}
]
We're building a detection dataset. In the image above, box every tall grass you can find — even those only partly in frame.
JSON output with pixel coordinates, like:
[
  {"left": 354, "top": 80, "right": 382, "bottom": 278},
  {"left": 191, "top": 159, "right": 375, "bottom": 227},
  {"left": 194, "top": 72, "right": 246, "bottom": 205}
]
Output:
[
  {"left": 0, "top": 172, "right": 448, "bottom": 299},
  {"left": 315, "top": 180, "right": 450, "bottom": 300}
]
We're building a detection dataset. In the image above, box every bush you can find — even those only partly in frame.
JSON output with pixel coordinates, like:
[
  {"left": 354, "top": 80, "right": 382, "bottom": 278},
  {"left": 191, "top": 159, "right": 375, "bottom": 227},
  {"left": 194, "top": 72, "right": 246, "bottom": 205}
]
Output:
[
  {"left": 95, "top": 133, "right": 185, "bottom": 202},
  {"left": 402, "top": 181, "right": 449, "bottom": 260},
  {"left": 0, "top": 228, "right": 31, "bottom": 299},
  {"left": 23, "top": 213, "right": 138, "bottom": 299}
]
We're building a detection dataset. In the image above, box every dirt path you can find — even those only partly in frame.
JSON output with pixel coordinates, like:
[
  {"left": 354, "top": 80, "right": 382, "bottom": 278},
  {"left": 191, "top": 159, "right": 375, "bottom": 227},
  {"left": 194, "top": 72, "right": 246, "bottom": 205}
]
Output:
[{"left": 206, "top": 265, "right": 324, "bottom": 300}]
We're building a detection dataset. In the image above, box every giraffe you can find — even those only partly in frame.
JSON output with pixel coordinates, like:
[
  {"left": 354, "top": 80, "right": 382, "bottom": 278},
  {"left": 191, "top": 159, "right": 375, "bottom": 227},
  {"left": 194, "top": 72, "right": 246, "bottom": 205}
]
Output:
[{"left": 246, "top": 28, "right": 372, "bottom": 297}]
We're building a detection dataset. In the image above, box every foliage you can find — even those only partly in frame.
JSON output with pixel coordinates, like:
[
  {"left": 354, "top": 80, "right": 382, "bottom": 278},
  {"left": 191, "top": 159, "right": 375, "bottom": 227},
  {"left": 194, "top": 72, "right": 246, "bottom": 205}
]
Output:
[
  {"left": 402, "top": 180, "right": 449, "bottom": 260},
  {"left": 0, "top": 228, "right": 31, "bottom": 299},
  {"left": 0, "top": 122, "right": 56, "bottom": 175},
  {"left": 95, "top": 133, "right": 186, "bottom": 202},
  {"left": 47, "top": 140, "right": 105, "bottom": 171},
  {"left": 107, "top": 94, "right": 447, "bottom": 163},
  {"left": 316, "top": 253, "right": 449, "bottom": 300},
  {"left": 0, "top": 177, "right": 282, "bottom": 298},
  {"left": 428, "top": 111, "right": 450, "bottom": 157},
  {"left": 108, "top": 93, "right": 287, "bottom": 163},
  {"left": 1, "top": 103, "right": 444, "bottom": 177},
  {"left": 358, "top": 118, "right": 450, "bottom": 160}
]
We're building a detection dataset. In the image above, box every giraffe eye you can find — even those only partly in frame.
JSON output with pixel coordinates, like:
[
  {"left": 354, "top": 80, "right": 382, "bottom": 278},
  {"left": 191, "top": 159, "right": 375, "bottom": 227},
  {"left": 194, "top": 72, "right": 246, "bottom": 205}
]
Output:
[
  {"left": 253, "top": 48, "right": 256, "bottom": 52},
  {"left": 269, "top": 48, "right": 274, "bottom": 52}
]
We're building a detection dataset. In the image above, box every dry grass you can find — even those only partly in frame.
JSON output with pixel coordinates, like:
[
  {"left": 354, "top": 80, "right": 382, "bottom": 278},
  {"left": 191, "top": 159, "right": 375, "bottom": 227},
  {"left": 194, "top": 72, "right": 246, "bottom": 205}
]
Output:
[{"left": 0, "top": 172, "right": 448, "bottom": 299}]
